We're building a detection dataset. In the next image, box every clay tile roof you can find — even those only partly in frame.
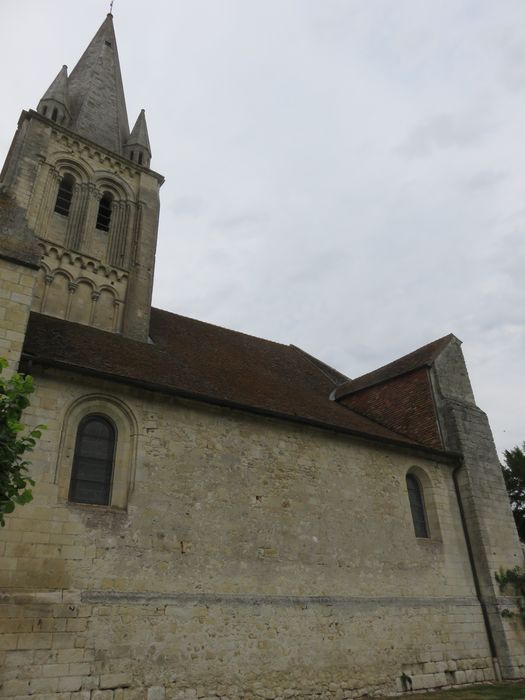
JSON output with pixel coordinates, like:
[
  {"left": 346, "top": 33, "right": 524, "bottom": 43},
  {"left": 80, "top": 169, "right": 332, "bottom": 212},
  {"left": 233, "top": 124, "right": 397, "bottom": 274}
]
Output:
[
  {"left": 332, "top": 334, "right": 456, "bottom": 401},
  {"left": 22, "top": 309, "right": 441, "bottom": 453}
]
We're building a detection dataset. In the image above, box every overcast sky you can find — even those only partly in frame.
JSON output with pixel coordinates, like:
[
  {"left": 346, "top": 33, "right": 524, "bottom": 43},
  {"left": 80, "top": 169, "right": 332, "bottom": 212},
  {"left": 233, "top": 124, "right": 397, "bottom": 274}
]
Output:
[{"left": 1, "top": 0, "right": 524, "bottom": 456}]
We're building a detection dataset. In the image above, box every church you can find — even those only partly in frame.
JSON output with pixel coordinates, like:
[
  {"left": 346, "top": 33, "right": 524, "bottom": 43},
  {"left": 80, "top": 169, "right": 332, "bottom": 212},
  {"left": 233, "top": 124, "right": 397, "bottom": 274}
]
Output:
[{"left": 0, "top": 13, "right": 524, "bottom": 700}]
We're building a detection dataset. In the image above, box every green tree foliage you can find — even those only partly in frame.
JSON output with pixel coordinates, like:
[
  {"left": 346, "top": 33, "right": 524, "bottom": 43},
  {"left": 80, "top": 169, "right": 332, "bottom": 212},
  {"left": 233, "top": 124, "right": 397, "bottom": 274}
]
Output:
[
  {"left": 502, "top": 442, "right": 525, "bottom": 541},
  {"left": 0, "top": 358, "right": 44, "bottom": 526}
]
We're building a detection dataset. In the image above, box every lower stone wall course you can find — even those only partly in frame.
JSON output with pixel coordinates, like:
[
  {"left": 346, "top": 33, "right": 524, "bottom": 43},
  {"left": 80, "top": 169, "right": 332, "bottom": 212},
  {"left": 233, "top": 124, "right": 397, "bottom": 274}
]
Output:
[{"left": 0, "top": 595, "right": 499, "bottom": 699}]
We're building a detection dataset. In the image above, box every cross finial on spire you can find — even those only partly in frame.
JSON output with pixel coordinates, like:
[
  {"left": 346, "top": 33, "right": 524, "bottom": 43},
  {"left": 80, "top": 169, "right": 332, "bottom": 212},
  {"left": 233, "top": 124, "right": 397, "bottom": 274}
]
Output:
[{"left": 109, "top": 0, "right": 114, "bottom": 14}]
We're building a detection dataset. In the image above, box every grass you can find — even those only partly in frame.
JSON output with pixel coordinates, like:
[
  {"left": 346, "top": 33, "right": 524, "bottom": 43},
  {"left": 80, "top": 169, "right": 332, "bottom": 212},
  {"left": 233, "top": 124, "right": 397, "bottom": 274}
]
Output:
[{"left": 396, "top": 682, "right": 525, "bottom": 700}]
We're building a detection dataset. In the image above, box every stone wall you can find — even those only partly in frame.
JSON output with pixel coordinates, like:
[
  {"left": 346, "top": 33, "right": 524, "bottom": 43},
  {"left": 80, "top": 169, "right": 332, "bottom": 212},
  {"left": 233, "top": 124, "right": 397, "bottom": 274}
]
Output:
[
  {"left": 0, "top": 258, "right": 37, "bottom": 375},
  {"left": 2, "top": 368, "right": 523, "bottom": 698},
  {"left": 1, "top": 111, "right": 162, "bottom": 342}
]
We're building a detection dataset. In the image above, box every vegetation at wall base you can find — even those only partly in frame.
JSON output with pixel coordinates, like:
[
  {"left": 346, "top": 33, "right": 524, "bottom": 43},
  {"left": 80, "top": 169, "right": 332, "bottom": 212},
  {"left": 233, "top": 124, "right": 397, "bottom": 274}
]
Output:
[
  {"left": 495, "top": 566, "right": 525, "bottom": 626},
  {"left": 501, "top": 442, "right": 525, "bottom": 541},
  {"left": 0, "top": 358, "right": 44, "bottom": 526}
]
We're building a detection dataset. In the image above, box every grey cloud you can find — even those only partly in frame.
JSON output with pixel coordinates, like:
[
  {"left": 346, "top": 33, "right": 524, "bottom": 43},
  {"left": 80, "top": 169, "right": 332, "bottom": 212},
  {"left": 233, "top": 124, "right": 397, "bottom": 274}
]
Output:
[
  {"left": 398, "top": 112, "right": 493, "bottom": 158},
  {"left": 213, "top": 212, "right": 270, "bottom": 230},
  {"left": 171, "top": 196, "right": 206, "bottom": 218},
  {"left": 464, "top": 170, "right": 507, "bottom": 192}
]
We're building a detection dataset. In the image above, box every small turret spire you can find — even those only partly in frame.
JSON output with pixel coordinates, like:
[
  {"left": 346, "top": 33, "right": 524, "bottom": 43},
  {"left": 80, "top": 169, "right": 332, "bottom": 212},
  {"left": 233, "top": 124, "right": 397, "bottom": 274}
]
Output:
[
  {"left": 125, "top": 109, "right": 152, "bottom": 167},
  {"left": 37, "top": 65, "right": 71, "bottom": 125}
]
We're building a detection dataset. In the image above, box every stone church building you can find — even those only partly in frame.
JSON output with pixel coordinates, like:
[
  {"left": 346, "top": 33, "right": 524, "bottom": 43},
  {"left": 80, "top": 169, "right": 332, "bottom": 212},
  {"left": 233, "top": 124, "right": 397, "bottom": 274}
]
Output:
[{"left": 0, "top": 13, "right": 524, "bottom": 700}]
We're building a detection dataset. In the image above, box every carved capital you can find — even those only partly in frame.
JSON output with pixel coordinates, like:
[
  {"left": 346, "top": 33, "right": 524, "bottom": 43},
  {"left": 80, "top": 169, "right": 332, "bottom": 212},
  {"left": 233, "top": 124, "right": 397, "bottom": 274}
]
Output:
[
  {"left": 44, "top": 274, "right": 54, "bottom": 285},
  {"left": 91, "top": 291, "right": 101, "bottom": 302},
  {"left": 68, "top": 282, "right": 78, "bottom": 293}
]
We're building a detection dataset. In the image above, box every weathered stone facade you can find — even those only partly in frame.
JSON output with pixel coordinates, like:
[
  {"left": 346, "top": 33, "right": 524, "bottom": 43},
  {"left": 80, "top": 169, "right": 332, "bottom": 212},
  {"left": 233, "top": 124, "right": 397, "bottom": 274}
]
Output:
[
  {"left": 0, "top": 11, "right": 524, "bottom": 700},
  {"left": 1, "top": 370, "right": 523, "bottom": 699},
  {"left": 1, "top": 109, "right": 162, "bottom": 342}
]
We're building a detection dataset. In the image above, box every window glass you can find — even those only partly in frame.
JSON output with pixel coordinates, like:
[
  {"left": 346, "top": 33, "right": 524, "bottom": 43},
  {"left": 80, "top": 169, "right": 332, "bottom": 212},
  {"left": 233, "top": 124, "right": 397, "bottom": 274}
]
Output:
[
  {"left": 96, "top": 192, "right": 113, "bottom": 231},
  {"left": 406, "top": 473, "right": 429, "bottom": 538},
  {"left": 69, "top": 416, "right": 115, "bottom": 505},
  {"left": 54, "top": 174, "right": 75, "bottom": 217}
]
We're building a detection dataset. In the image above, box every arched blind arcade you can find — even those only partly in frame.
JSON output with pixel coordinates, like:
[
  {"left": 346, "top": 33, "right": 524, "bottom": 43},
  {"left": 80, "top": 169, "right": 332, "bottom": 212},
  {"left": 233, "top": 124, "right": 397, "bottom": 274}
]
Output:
[
  {"left": 69, "top": 415, "right": 115, "bottom": 505},
  {"left": 406, "top": 473, "right": 429, "bottom": 538},
  {"left": 54, "top": 174, "right": 75, "bottom": 217}
]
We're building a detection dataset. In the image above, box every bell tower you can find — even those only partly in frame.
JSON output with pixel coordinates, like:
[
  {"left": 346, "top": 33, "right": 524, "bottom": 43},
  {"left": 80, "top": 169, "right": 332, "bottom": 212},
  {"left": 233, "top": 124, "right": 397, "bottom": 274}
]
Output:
[{"left": 0, "top": 13, "right": 164, "bottom": 342}]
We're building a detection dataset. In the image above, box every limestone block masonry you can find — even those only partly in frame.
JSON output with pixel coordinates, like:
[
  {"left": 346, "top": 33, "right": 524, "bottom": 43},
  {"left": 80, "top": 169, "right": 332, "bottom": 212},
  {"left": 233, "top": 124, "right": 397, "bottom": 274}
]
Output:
[
  {"left": 1, "top": 370, "right": 524, "bottom": 699},
  {"left": 1, "top": 110, "right": 163, "bottom": 342},
  {"left": 0, "top": 258, "right": 37, "bottom": 375},
  {"left": 0, "top": 193, "right": 40, "bottom": 375}
]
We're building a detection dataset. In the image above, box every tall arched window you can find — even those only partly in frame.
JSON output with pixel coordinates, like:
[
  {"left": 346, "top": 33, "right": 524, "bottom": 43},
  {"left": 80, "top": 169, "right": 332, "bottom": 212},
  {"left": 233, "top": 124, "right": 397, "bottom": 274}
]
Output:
[
  {"left": 54, "top": 173, "right": 75, "bottom": 217},
  {"left": 406, "top": 473, "right": 429, "bottom": 538},
  {"left": 69, "top": 415, "right": 116, "bottom": 505},
  {"left": 96, "top": 192, "right": 113, "bottom": 231}
]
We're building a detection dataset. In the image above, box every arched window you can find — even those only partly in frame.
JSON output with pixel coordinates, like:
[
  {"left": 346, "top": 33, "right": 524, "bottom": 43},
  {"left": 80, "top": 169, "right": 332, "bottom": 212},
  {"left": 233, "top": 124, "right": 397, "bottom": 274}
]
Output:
[
  {"left": 69, "top": 415, "right": 116, "bottom": 505},
  {"left": 138, "top": 152, "right": 143, "bottom": 165},
  {"left": 54, "top": 174, "right": 75, "bottom": 217},
  {"left": 406, "top": 473, "right": 429, "bottom": 538},
  {"left": 96, "top": 192, "right": 113, "bottom": 231},
  {"left": 51, "top": 107, "right": 58, "bottom": 122}
]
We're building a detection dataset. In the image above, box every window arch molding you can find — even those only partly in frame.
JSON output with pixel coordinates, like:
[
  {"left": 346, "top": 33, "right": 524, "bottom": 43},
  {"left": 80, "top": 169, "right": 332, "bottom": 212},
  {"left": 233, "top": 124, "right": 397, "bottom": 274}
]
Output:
[
  {"left": 93, "top": 173, "right": 133, "bottom": 202},
  {"left": 52, "top": 156, "right": 93, "bottom": 185},
  {"left": 405, "top": 466, "right": 442, "bottom": 541},
  {"left": 55, "top": 394, "right": 138, "bottom": 510}
]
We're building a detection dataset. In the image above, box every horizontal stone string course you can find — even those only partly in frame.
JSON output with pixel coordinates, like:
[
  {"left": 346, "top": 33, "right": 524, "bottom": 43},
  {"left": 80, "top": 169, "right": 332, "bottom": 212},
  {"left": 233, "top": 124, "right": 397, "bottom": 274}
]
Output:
[{"left": 81, "top": 590, "right": 482, "bottom": 609}]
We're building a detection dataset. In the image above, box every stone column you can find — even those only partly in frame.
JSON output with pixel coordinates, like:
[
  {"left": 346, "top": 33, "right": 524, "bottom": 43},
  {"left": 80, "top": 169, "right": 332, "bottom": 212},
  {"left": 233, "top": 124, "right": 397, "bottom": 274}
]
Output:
[
  {"left": 65, "top": 281, "right": 78, "bottom": 319},
  {"left": 40, "top": 273, "right": 54, "bottom": 313},
  {"left": 108, "top": 200, "right": 130, "bottom": 268},
  {"left": 33, "top": 165, "right": 60, "bottom": 239},
  {"left": 89, "top": 290, "right": 100, "bottom": 325},
  {"left": 66, "top": 182, "right": 90, "bottom": 252},
  {"left": 83, "top": 187, "right": 102, "bottom": 258},
  {"left": 112, "top": 298, "right": 122, "bottom": 333}
]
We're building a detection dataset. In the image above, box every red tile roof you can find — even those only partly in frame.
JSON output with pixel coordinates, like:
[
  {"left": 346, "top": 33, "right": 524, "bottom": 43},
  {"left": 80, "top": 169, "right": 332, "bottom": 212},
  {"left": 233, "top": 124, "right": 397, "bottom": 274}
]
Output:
[
  {"left": 22, "top": 310, "right": 455, "bottom": 458},
  {"left": 332, "top": 334, "right": 455, "bottom": 401},
  {"left": 339, "top": 368, "right": 443, "bottom": 450}
]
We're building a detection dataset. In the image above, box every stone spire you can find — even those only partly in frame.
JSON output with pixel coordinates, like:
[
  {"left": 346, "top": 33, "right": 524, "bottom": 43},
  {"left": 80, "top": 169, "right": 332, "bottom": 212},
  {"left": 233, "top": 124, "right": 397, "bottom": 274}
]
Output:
[
  {"left": 37, "top": 65, "right": 71, "bottom": 126},
  {"left": 125, "top": 109, "right": 152, "bottom": 167},
  {"left": 66, "top": 13, "right": 130, "bottom": 155}
]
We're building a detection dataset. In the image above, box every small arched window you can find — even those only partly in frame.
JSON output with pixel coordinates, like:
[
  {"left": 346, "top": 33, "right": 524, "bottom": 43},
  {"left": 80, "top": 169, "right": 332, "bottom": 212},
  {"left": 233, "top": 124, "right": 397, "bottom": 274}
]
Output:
[
  {"left": 54, "top": 174, "right": 75, "bottom": 217},
  {"left": 96, "top": 192, "right": 113, "bottom": 231},
  {"left": 42, "top": 105, "right": 48, "bottom": 116},
  {"left": 69, "top": 415, "right": 116, "bottom": 505},
  {"left": 130, "top": 150, "right": 134, "bottom": 161},
  {"left": 138, "top": 152, "right": 143, "bottom": 165},
  {"left": 51, "top": 107, "right": 58, "bottom": 122},
  {"left": 406, "top": 473, "right": 429, "bottom": 538}
]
